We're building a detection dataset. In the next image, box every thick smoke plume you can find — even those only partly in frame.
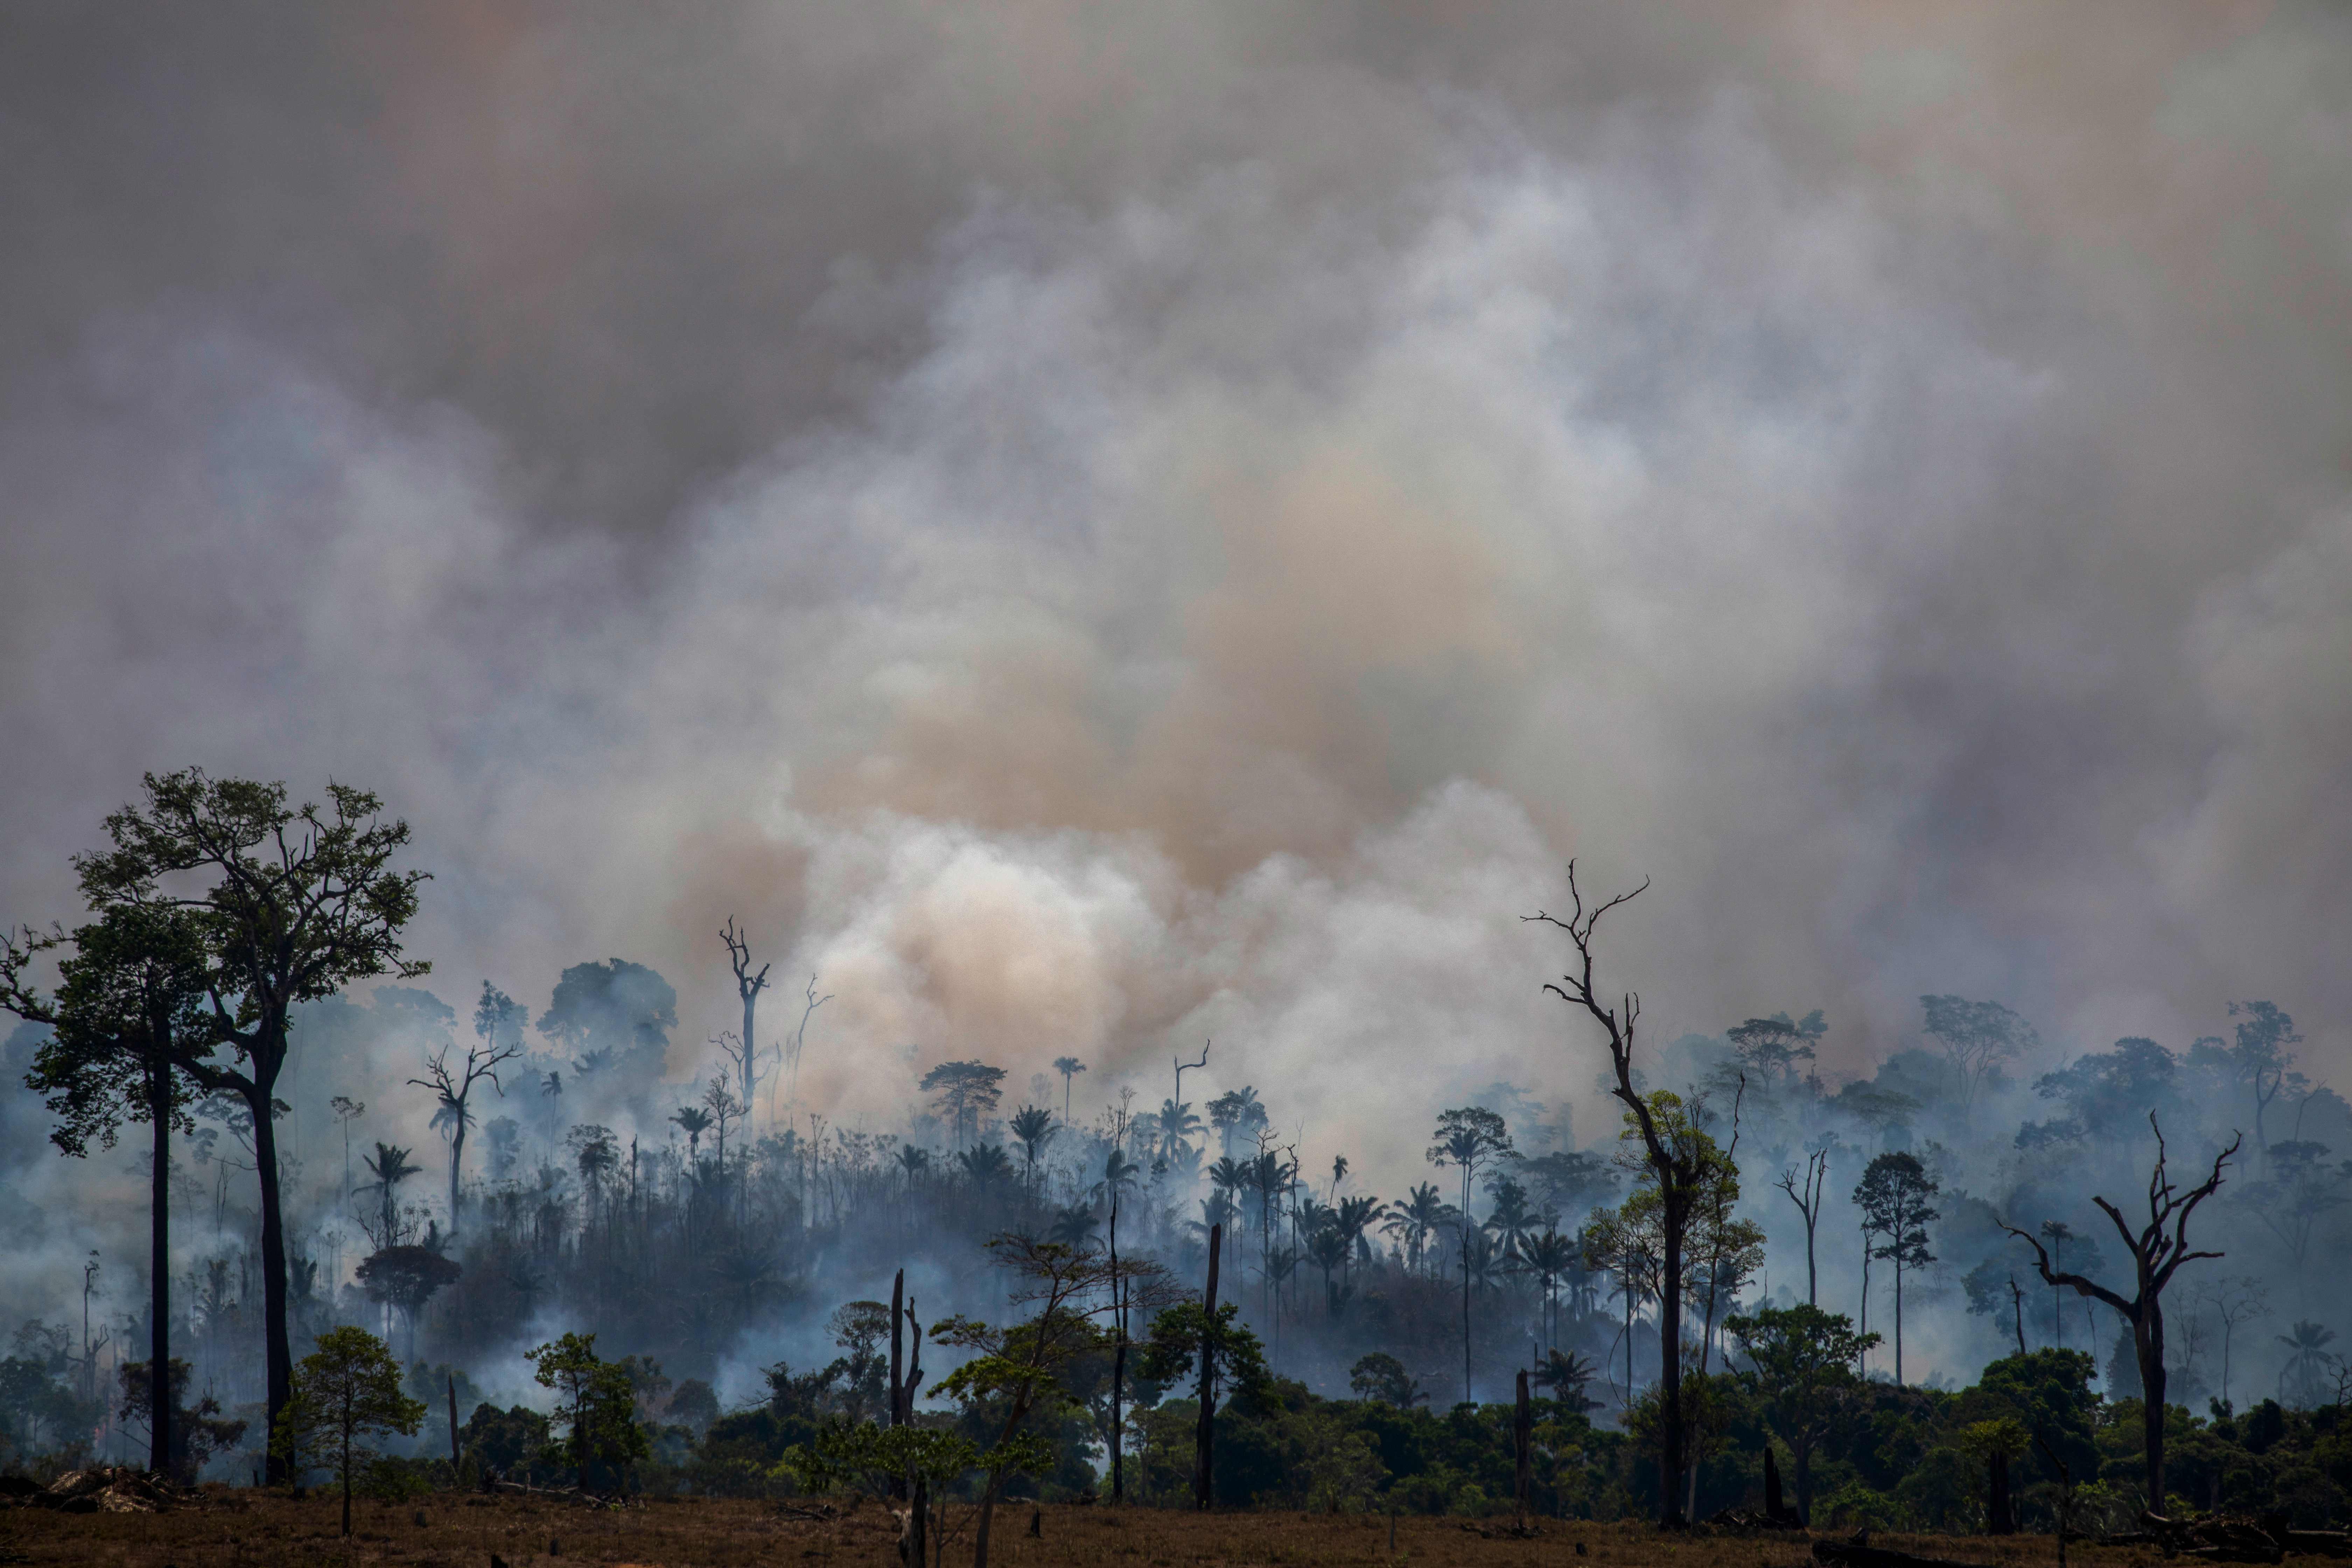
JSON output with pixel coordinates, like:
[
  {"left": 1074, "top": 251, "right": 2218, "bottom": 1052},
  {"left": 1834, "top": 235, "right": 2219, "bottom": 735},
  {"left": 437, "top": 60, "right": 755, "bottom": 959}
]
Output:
[{"left": 3, "top": 1, "right": 2351, "bottom": 1373}]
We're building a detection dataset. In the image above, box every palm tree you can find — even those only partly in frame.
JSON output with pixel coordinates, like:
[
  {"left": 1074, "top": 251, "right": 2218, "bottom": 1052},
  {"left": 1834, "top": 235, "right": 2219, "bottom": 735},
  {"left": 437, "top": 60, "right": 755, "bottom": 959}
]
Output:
[
  {"left": 1049, "top": 1203, "right": 1099, "bottom": 1248},
  {"left": 1429, "top": 1107, "right": 1514, "bottom": 1404},
  {"left": 1520, "top": 1228, "right": 1580, "bottom": 1353},
  {"left": 1482, "top": 1176, "right": 1540, "bottom": 1261},
  {"left": 360, "top": 1142, "right": 423, "bottom": 1246},
  {"left": 895, "top": 1144, "right": 931, "bottom": 1191},
  {"left": 1008, "top": 1105, "right": 1057, "bottom": 1205},
  {"left": 1156, "top": 1098, "right": 1202, "bottom": 1165},
  {"left": 1335, "top": 1195, "right": 1383, "bottom": 1304},
  {"left": 1053, "top": 1057, "right": 1087, "bottom": 1120},
  {"left": 957, "top": 1143, "right": 1013, "bottom": 1186},
  {"left": 671, "top": 1105, "right": 713, "bottom": 1164},
  {"left": 1386, "top": 1182, "right": 1447, "bottom": 1276},
  {"left": 2279, "top": 1321, "right": 2339, "bottom": 1407},
  {"left": 1099, "top": 1146, "right": 1142, "bottom": 1210},
  {"left": 1307, "top": 1221, "right": 1351, "bottom": 1316}
]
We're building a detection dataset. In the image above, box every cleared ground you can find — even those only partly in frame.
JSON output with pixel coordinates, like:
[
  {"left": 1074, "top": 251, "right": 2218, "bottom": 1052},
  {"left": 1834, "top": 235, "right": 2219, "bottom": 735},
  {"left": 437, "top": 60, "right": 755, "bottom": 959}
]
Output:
[{"left": 0, "top": 1495, "right": 2178, "bottom": 1568}]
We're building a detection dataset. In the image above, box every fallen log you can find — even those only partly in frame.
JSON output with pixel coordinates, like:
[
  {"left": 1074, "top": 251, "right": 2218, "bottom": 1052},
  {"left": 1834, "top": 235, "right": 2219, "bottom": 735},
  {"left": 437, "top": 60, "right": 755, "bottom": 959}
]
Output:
[
  {"left": 1813, "top": 1539, "right": 1985, "bottom": 1568},
  {"left": 2286, "top": 1534, "right": 2352, "bottom": 1560}
]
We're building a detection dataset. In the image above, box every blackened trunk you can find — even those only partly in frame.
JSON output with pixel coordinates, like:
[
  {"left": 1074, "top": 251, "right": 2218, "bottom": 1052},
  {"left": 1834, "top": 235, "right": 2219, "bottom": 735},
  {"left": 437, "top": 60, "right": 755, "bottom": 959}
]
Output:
[
  {"left": 890, "top": 1268, "right": 907, "bottom": 1501},
  {"left": 1194, "top": 1223, "right": 1220, "bottom": 1511},
  {"left": 1764, "top": 1445, "right": 1786, "bottom": 1523},
  {"left": 448, "top": 1373, "right": 460, "bottom": 1469},
  {"left": 1513, "top": 1369, "right": 1532, "bottom": 1526},
  {"left": 1988, "top": 1450, "right": 2014, "bottom": 1534},
  {"left": 1110, "top": 1203, "right": 1125, "bottom": 1505},
  {"left": 2138, "top": 1309, "right": 2166, "bottom": 1512},
  {"left": 1659, "top": 1185, "right": 1687, "bottom": 1526},
  {"left": 149, "top": 1058, "right": 170, "bottom": 1477},
  {"left": 250, "top": 1076, "right": 292, "bottom": 1484}
]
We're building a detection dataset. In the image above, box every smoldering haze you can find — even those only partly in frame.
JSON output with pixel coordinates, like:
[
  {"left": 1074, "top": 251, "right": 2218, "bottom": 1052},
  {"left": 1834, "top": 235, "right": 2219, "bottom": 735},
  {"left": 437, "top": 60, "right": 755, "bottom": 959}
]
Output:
[{"left": 2, "top": 1, "right": 2352, "bottom": 1390}]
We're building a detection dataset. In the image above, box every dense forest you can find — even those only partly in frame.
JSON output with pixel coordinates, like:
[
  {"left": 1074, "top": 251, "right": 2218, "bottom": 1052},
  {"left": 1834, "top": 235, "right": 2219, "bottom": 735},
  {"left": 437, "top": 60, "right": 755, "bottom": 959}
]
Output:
[{"left": 4, "top": 771, "right": 2350, "bottom": 1535}]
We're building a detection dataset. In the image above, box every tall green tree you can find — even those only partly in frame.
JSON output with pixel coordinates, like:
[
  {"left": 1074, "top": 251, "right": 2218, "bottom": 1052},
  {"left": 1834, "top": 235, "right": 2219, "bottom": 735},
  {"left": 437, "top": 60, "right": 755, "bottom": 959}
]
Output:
[
  {"left": 933, "top": 1235, "right": 1167, "bottom": 1568},
  {"left": 277, "top": 1325, "right": 426, "bottom": 1536},
  {"left": 1, "top": 901, "right": 212, "bottom": 1477},
  {"left": 1725, "top": 1303, "right": 1877, "bottom": 1523},
  {"left": 1854, "top": 1151, "right": 1939, "bottom": 1384},
  {"left": 73, "top": 770, "right": 428, "bottom": 1477},
  {"left": 526, "top": 1331, "right": 648, "bottom": 1491}
]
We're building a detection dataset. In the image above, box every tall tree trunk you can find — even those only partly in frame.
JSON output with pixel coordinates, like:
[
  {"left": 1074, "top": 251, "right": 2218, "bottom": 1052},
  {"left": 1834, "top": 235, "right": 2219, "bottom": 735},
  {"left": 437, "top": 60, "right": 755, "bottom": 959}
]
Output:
[
  {"left": 1194, "top": 1223, "right": 1220, "bottom": 1511},
  {"left": 1110, "top": 1203, "right": 1125, "bottom": 1505},
  {"left": 447, "top": 1373, "right": 459, "bottom": 1469},
  {"left": 448, "top": 1111, "right": 465, "bottom": 1230},
  {"left": 149, "top": 1058, "right": 170, "bottom": 1478},
  {"left": 250, "top": 1077, "right": 292, "bottom": 1484},
  {"left": 1513, "top": 1369, "right": 1532, "bottom": 1527},
  {"left": 890, "top": 1269, "right": 906, "bottom": 1502},
  {"left": 1894, "top": 1257, "right": 1904, "bottom": 1385},
  {"left": 2137, "top": 1308, "right": 2166, "bottom": 1512},
  {"left": 1659, "top": 1189, "right": 1686, "bottom": 1526}
]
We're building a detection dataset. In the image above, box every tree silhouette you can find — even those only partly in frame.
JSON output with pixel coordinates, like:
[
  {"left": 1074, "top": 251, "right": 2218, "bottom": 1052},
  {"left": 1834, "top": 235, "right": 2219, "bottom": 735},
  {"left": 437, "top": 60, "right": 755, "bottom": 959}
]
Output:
[
  {"left": 2277, "top": 1320, "right": 2338, "bottom": 1407},
  {"left": 1727, "top": 1011, "right": 1825, "bottom": 1091},
  {"left": 1920, "top": 995, "right": 2037, "bottom": 1116},
  {"left": 2, "top": 900, "right": 212, "bottom": 1477},
  {"left": 1854, "top": 1151, "right": 1938, "bottom": 1384},
  {"left": 1531, "top": 863, "right": 1708, "bottom": 1525},
  {"left": 671, "top": 1104, "right": 712, "bottom": 1164},
  {"left": 1008, "top": 1105, "right": 1056, "bottom": 1206},
  {"left": 1052, "top": 1056, "right": 1086, "bottom": 1121},
  {"left": 71, "top": 769, "right": 428, "bottom": 1477},
  {"left": 718, "top": 917, "right": 771, "bottom": 1122},
  {"left": 408, "top": 981, "right": 524, "bottom": 1231},
  {"left": 1428, "top": 1106, "right": 1513, "bottom": 1405},
  {"left": 919, "top": 1060, "right": 1006, "bottom": 1149},
  {"left": 361, "top": 1141, "right": 424, "bottom": 1247},
  {"left": 1776, "top": 1140, "right": 1833, "bottom": 1307},
  {"left": 2002, "top": 1113, "right": 2241, "bottom": 1511}
]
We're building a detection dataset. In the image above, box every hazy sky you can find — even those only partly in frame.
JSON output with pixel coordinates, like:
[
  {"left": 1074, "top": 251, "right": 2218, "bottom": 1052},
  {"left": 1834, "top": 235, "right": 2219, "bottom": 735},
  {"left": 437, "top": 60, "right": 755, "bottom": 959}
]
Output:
[{"left": 4, "top": 1, "right": 2350, "bottom": 1177}]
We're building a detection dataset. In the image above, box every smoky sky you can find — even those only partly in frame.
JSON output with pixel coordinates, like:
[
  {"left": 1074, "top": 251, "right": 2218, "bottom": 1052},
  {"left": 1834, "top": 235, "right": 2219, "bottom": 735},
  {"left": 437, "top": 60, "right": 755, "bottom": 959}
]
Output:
[{"left": 4, "top": 0, "right": 2352, "bottom": 1185}]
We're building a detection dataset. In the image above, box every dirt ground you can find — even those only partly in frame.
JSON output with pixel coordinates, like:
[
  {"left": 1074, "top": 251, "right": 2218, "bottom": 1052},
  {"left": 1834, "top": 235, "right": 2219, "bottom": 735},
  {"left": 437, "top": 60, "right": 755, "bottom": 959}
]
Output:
[{"left": 0, "top": 1494, "right": 2181, "bottom": 1568}]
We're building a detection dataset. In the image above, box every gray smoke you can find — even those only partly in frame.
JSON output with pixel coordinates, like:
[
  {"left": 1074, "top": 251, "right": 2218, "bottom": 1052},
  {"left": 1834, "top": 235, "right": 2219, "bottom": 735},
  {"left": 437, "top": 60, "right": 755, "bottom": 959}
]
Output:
[{"left": 4, "top": 1, "right": 2351, "bottom": 1234}]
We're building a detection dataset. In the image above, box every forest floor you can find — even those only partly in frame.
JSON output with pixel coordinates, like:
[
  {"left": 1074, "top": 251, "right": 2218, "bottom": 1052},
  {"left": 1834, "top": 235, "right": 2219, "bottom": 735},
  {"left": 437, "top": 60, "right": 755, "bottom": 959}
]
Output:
[{"left": 0, "top": 1493, "right": 2184, "bottom": 1568}]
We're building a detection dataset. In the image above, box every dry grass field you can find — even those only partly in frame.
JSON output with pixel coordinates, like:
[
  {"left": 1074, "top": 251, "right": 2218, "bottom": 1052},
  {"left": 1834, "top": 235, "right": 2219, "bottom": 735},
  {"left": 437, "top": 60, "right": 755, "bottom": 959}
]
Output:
[{"left": 0, "top": 1495, "right": 2185, "bottom": 1568}]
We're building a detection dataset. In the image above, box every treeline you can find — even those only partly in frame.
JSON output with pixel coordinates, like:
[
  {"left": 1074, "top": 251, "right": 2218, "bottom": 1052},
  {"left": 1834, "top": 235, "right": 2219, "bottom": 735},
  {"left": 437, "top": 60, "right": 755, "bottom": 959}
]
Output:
[{"left": 3, "top": 771, "right": 2351, "bottom": 1540}]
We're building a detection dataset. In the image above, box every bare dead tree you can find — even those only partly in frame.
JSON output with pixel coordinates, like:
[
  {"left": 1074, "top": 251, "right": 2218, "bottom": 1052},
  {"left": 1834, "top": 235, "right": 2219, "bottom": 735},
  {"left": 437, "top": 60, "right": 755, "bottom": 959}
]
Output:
[
  {"left": 2001, "top": 1112, "right": 2242, "bottom": 1513},
  {"left": 719, "top": 917, "right": 771, "bottom": 1121},
  {"left": 1776, "top": 1141, "right": 1832, "bottom": 1307},
  {"left": 408, "top": 1008, "right": 523, "bottom": 1231},
  {"left": 1526, "top": 861, "right": 1705, "bottom": 1529},
  {"left": 1174, "top": 1039, "right": 1210, "bottom": 1108},
  {"left": 778, "top": 974, "right": 833, "bottom": 1118}
]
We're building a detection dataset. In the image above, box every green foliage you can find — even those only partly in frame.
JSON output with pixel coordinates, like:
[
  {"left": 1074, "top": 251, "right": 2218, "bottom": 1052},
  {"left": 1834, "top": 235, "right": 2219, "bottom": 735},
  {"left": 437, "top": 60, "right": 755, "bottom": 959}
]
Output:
[
  {"left": 276, "top": 1325, "right": 427, "bottom": 1534},
  {"left": 1136, "top": 1300, "right": 1269, "bottom": 1399},
  {"left": 527, "top": 1331, "right": 649, "bottom": 1490}
]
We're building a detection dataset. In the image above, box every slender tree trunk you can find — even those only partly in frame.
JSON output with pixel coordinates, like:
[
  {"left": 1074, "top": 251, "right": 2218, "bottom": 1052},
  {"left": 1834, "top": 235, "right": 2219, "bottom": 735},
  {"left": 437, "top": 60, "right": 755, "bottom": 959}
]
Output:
[
  {"left": 1195, "top": 1224, "right": 1220, "bottom": 1510},
  {"left": 341, "top": 1423, "right": 353, "bottom": 1535},
  {"left": 1109, "top": 1203, "right": 1125, "bottom": 1505},
  {"left": 1894, "top": 1256, "right": 1904, "bottom": 1385},
  {"left": 2137, "top": 1307, "right": 2166, "bottom": 1512},
  {"left": 250, "top": 1075, "right": 292, "bottom": 1484},
  {"left": 447, "top": 1373, "right": 459, "bottom": 1469},
  {"left": 449, "top": 1109, "right": 465, "bottom": 1230},
  {"left": 1659, "top": 1185, "right": 1686, "bottom": 1526},
  {"left": 1461, "top": 1168, "right": 1474, "bottom": 1404},
  {"left": 1795, "top": 1434, "right": 1812, "bottom": 1526},
  {"left": 1513, "top": 1369, "right": 1532, "bottom": 1527},
  {"left": 149, "top": 1057, "right": 171, "bottom": 1478},
  {"left": 1803, "top": 1211, "right": 1817, "bottom": 1307},
  {"left": 889, "top": 1268, "right": 906, "bottom": 1502}
]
